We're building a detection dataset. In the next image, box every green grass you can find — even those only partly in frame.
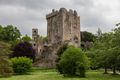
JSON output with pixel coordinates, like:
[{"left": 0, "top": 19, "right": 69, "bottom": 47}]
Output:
[{"left": 1, "top": 68, "right": 120, "bottom": 80}]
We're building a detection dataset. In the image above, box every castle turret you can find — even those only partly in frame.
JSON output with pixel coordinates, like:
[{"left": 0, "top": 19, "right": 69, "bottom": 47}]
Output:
[{"left": 32, "top": 28, "right": 39, "bottom": 55}]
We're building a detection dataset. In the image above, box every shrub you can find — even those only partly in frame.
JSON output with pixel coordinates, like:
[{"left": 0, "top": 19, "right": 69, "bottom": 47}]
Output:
[
  {"left": 58, "top": 46, "right": 89, "bottom": 77},
  {"left": 10, "top": 41, "right": 36, "bottom": 61},
  {"left": 0, "top": 41, "right": 13, "bottom": 77},
  {"left": 56, "top": 43, "right": 68, "bottom": 73},
  {"left": 11, "top": 57, "right": 33, "bottom": 74}
]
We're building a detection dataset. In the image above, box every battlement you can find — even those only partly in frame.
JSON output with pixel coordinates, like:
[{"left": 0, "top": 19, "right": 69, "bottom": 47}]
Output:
[
  {"left": 46, "top": 11, "right": 58, "bottom": 19},
  {"left": 46, "top": 8, "right": 79, "bottom": 19}
]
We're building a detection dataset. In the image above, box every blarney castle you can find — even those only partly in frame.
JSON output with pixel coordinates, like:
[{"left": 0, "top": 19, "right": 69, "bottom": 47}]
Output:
[{"left": 32, "top": 8, "right": 81, "bottom": 68}]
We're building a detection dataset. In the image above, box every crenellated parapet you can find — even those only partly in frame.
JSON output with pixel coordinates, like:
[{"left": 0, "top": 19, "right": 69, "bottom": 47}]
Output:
[
  {"left": 46, "top": 8, "right": 79, "bottom": 19},
  {"left": 46, "top": 9, "right": 59, "bottom": 19}
]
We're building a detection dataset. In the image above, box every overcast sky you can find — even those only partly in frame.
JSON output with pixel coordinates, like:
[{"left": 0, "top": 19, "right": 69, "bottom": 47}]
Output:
[{"left": 0, "top": 0, "right": 120, "bottom": 36}]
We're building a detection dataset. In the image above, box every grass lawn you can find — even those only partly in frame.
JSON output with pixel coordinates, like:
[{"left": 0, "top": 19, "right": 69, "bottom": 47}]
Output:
[{"left": 1, "top": 68, "right": 120, "bottom": 80}]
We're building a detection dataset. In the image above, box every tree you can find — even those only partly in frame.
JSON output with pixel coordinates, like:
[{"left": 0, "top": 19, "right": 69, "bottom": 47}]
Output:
[
  {"left": 56, "top": 43, "right": 68, "bottom": 73},
  {"left": 0, "top": 25, "right": 21, "bottom": 48},
  {"left": 108, "top": 27, "right": 120, "bottom": 74},
  {"left": 56, "top": 43, "right": 68, "bottom": 62},
  {"left": 10, "top": 41, "right": 36, "bottom": 61},
  {"left": 90, "top": 32, "right": 113, "bottom": 74},
  {"left": 58, "top": 46, "right": 89, "bottom": 77},
  {"left": 2, "top": 25, "right": 21, "bottom": 42},
  {"left": 0, "top": 41, "right": 13, "bottom": 77},
  {"left": 97, "top": 28, "right": 102, "bottom": 38},
  {"left": 81, "top": 31, "right": 96, "bottom": 42},
  {"left": 22, "top": 34, "right": 32, "bottom": 42},
  {"left": 81, "top": 31, "right": 96, "bottom": 50}
]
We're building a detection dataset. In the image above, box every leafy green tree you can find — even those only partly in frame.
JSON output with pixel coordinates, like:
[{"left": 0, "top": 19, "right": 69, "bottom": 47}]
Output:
[
  {"left": 0, "top": 25, "right": 21, "bottom": 47},
  {"left": 56, "top": 43, "right": 68, "bottom": 73},
  {"left": 0, "top": 41, "right": 13, "bottom": 77},
  {"left": 22, "top": 34, "right": 31, "bottom": 42},
  {"left": 97, "top": 28, "right": 102, "bottom": 38},
  {"left": 108, "top": 27, "right": 120, "bottom": 74},
  {"left": 58, "top": 46, "right": 89, "bottom": 77},
  {"left": 81, "top": 31, "right": 96, "bottom": 42},
  {"left": 90, "top": 28, "right": 120, "bottom": 75},
  {"left": 90, "top": 32, "right": 113, "bottom": 74},
  {"left": 81, "top": 31, "right": 96, "bottom": 50},
  {"left": 2, "top": 25, "right": 21, "bottom": 42}
]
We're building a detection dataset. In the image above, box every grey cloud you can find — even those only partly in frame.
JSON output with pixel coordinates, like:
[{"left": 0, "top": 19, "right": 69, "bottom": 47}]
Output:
[{"left": 0, "top": 0, "right": 119, "bottom": 36}]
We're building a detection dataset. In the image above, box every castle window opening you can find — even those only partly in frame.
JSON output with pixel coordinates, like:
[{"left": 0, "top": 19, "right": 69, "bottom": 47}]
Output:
[
  {"left": 34, "top": 44, "right": 36, "bottom": 46},
  {"left": 40, "top": 49, "right": 41, "bottom": 52},
  {"left": 34, "top": 30, "right": 37, "bottom": 33}
]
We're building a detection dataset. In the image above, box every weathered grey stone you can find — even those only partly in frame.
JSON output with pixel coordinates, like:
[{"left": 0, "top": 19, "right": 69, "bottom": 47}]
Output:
[
  {"left": 47, "top": 8, "right": 81, "bottom": 47},
  {"left": 32, "top": 8, "right": 81, "bottom": 68}
]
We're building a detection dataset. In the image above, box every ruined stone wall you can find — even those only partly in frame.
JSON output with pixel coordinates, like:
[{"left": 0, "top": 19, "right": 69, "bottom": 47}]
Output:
[
  {"left": 32, "top": 29, "right": 44, "bottom": 59},
  {"left": 32, "top": 28, "right": 38, "bottom": 54}
]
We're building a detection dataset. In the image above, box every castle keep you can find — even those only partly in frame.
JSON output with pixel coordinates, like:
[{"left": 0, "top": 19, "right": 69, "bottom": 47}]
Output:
[
  {"left": 46, "top": 8, "right": 80, "bottom": 47},
  {"left": 32, "top": 8, "right": 81, "bottom": 68}
]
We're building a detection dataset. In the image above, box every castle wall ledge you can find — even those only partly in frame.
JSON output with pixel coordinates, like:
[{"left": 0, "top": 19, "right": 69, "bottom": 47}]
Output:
[{"left": 46, "top": 11, "right": 58, "bottom": 19}]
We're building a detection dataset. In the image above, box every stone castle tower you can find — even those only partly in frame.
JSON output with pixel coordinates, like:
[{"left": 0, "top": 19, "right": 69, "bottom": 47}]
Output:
[
  {"left": 46, "top": 8, "right": 80, "bottom": 47},
  {"left": 32, "top": 29, "right": 44, "bottom": 59},
  {"left": 33, "top": 8, "right": 81, "bottom": 68},
  {"left": 32, "top": 29, "right": 38, "bottom": 51}
]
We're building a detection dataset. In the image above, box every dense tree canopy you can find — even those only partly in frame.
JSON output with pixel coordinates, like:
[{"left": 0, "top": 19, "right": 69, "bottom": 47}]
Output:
[
  {"left": 89, "top": 27, "right": 120, "bottom": 74},
  {"left": 0, "top": 41, "right": 13, "bottom": 77},
  {"left": 22, "top": 35, "right": 32, "bottom": 42},
  {"left": 81, "top": 31, "right": 96, "bottom": 42},
  {"left": 10, "top": 41, "right": 36, "bottom": 61},
  {"left": 0, "top": 25, "right": 21, "bottom": 42}
]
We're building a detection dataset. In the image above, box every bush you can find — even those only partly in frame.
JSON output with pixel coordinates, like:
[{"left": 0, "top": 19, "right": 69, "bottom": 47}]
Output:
[
  {"left": 11, "top": 57, "right": 33, "bottom": 74},
  {"left": 0, "top": 41, "right": 13, "bottom": 77},
  {"left": 58, "top": 46, "right": 89, "bottom": 77},
  {"left": 10, "top": 41, "right": 36, "bottom": 61},
  {"left": 56, "top": 43, "right": 68, "bottom": 73}
]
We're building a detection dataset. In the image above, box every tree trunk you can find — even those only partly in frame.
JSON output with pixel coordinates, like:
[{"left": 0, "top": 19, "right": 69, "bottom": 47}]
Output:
[
  {"left": 113, "top": 66, "right": 117, "bottom": 75},
  {"left": 104, "top": 66, "right": 108, "bottom": 74}
]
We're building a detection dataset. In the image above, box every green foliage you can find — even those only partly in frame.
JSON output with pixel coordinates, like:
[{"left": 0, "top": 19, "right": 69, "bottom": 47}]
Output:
[
  {"left": 0, "top": 41, "right": 13, "bottom": 77},
  {"left": 81, "top": 31, "right": 96, "bottom": 42},
  {"left": 0, "top": 25, "right": 21, "bottom": 42},
  {"left": 22, "top": 35, "right": 31, "bottom": 42},
  {"left": 89, "top": 27, "right": 120, "bottom": 74},
  {"left": 89, "top": 32, "right": 113, "bottom": 73},
  {"left": 56, "top": 43, "right": 68, "bottom": 74},
  {"left": 56, "top": 43, "right": 68, "bottom": 62},
  {"left": 97, "top": 28, "right": 102, "bottom": 37},
  {"left": 1, "top": 69, "right": 120, "bottom": 80},
  {"left": 81, "top": 31, "right": 96, "bottom": 50},
  {"left": 0, "top": 25, "right": 21, "bottom": 48},
  {"left": 11, "top": 41, "right": 36, "bottom": 61},
  {"left": 42, "top": 36, "right": 48, "bottom": 42},
  {"left": 11, "top": 57, "right": 33, "bottom": 74},
  {"left": 58, "top": 46, "right": 89, "bottom": 77}
]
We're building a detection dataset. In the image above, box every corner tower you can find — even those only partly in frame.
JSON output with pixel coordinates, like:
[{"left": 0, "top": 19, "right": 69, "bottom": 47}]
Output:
[
  {"left": 32, "top": 28, "right": 39, "bottom": 53},
  {"left": 46, "top": 8, "right": 81, "bottom": 47}
]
